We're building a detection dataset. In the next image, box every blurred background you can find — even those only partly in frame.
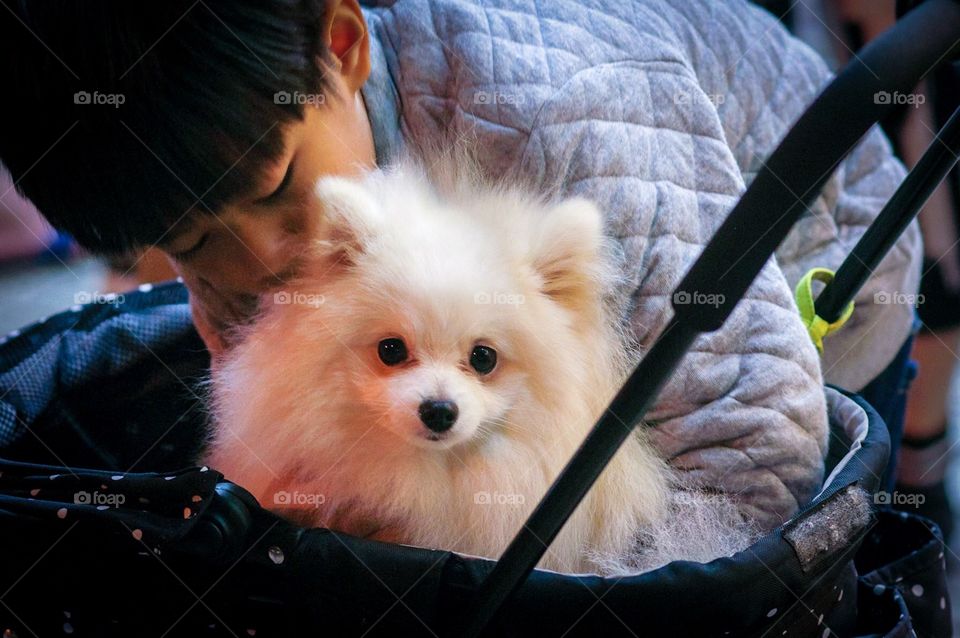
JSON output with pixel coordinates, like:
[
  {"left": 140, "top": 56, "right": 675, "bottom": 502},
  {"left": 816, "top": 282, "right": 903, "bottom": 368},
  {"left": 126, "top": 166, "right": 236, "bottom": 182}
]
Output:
[
  {"left": 1, "top": 0, "right": 960, "bottom": 631},
  {"left": 0, "top": 165, "right": 176, "bottom": 333}
]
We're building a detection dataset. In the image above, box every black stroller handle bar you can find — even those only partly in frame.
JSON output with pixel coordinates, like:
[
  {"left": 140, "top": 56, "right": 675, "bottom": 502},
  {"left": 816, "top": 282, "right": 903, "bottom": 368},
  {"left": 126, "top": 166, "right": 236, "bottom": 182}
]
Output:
[
  {"left": 815, "top": 103, "right": 960, "bottom": 323},
  {"left": 459, "top": 1, "right": 960, "bottom": 636}
]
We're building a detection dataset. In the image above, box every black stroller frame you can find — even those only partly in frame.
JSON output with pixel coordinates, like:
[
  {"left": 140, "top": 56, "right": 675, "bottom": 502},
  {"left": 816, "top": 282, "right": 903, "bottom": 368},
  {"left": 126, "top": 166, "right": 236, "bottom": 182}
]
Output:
[{"left": 0, "top": 1, "right": 959, "bottom": 636}]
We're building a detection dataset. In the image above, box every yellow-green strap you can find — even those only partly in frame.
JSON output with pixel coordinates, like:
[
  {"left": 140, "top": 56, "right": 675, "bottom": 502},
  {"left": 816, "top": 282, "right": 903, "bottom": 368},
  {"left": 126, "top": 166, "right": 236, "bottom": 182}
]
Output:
[{"left": 794, "top": 267, "right": 855, "bottom": 354}]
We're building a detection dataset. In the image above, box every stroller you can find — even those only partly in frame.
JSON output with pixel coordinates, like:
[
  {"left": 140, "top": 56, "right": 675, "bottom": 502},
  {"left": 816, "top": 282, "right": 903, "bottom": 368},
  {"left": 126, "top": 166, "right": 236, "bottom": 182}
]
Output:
[{"left": 1, "top": 1, "right": 959, "bottom": 635}]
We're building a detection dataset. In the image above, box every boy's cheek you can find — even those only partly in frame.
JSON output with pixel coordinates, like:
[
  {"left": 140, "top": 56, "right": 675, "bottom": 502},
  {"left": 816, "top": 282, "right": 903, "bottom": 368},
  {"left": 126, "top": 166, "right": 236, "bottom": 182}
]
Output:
[{"left": 165, "top": 255, "right": 250, "bottom": 353}]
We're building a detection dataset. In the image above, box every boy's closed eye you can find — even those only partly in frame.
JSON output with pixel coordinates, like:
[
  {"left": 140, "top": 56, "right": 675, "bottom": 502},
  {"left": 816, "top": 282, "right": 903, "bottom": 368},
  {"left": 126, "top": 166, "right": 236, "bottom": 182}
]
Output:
[
  {"left": 171, "top": 233, "right": 209, "bottom": 261},
  {"left": 168, "top": 156, "right": 299, "bottom": 261},
  {"left": 256, "top": 156, "right": 297, "bottom": 205}
]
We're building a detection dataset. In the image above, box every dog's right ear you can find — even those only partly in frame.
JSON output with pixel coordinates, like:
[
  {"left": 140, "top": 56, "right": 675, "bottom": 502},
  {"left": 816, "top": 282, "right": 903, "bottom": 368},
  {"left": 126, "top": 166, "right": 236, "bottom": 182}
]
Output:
[
  {"left": 532, "top": 197, "right": 607, "bottom": 314},
  {"left": 314, "top": 175, "right": 382, "bottom": 264}
]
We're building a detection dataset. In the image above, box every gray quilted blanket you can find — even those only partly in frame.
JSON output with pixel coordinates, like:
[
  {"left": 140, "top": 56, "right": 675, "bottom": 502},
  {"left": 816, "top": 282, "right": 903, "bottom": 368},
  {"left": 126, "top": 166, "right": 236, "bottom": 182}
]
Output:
[{"left": 360, "top": 0, "right": 921, "bottom": 527}]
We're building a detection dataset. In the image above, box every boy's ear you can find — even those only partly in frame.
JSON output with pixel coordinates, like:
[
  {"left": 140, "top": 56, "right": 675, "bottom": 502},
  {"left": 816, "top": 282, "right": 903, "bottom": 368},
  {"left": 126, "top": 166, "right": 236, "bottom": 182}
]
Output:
[
  {"left": 532, "top": 197, "right": 606, "bottom": 312},
  {"left": 315, "top": 176, "right": 382, "bottom": 264},
  {"left": 323, "top": 0, "right": 371, "bottom": 93}
]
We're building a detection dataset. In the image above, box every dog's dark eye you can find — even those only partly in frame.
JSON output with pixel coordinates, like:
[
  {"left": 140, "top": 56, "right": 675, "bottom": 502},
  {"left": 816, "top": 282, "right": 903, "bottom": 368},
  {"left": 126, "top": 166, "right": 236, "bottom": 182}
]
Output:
[
  {"left": 378, "top": 338, "right": 408, "bottom": 366},
  {"left": 469, "top": 345, "right": 497, "bottom": 375}
]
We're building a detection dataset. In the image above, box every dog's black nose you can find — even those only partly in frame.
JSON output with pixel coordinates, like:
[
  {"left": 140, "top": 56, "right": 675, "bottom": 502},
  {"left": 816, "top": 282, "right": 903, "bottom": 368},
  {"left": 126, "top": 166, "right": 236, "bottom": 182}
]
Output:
[{"left": 418, "top": 399, "right": 459, "bottom": 433}]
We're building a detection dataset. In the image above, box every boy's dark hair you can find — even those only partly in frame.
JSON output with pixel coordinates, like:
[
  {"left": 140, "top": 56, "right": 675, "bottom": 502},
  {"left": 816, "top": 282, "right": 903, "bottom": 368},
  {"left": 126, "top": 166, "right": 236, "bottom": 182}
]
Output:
[{"left": 0, "top": 0, "right": 332, "bottom": 254}]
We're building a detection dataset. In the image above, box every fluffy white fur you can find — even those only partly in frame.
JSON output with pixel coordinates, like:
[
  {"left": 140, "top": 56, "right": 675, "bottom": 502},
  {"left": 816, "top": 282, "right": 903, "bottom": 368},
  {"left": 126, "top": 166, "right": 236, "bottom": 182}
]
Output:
[{"left": 206, "top": 158, "right": 756, "bottom": 575}]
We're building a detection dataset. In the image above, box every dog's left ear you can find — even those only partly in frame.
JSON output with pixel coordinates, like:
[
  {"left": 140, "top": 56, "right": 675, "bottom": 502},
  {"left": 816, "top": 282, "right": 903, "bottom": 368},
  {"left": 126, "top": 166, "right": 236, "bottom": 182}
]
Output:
[
  {"left": 314, "top": 175, "right": 382, "bottom": 264},
  {"left": 533, "top": 197, "right": 606, "bottom": 311}
]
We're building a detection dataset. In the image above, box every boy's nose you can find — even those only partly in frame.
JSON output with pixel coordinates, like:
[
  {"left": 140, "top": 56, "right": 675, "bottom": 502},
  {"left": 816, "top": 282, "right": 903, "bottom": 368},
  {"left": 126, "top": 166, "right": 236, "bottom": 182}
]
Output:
[{"left": 418, "top": 399, "right": 459, "bottom": 433}]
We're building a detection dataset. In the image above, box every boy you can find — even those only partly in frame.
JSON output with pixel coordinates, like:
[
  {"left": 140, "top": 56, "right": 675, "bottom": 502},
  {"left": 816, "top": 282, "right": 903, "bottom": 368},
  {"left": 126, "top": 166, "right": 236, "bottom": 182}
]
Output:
[{"left": 0, "top": 0, "right": 920, "bottom": 529}]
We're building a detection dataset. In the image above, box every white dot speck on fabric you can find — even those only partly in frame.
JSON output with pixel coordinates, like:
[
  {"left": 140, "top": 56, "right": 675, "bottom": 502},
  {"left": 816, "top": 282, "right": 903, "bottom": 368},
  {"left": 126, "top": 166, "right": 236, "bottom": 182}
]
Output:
[
  {"left": 838, "top": 589, "right": 843, "bottom": 601},
  {"left": 69, "top": 305, "right": 82, "bottom": 313},
  {"left": 766, "top": 608, "right": 777, "bottom": 618},
  {"left": 911, "top": 584, "right": 924, "bottom": 597},
  {"left": 822, "top": 629, "right": 830, "bottom": 638},
  {"left": 941, "top": 597, "right": 947, "bottom": 610},
  {"left": 138, "top": 283, "right": 154, "bottom": 293},
  {"left": 111, "top": 475, "right": 123, "bottom": 480}
]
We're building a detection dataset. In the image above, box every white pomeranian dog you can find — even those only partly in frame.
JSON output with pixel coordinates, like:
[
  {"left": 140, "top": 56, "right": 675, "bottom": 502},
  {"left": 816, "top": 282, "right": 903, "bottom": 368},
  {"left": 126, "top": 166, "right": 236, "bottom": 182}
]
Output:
[{"left": 206, "top": 156, "right": 753, "bottom": 575}]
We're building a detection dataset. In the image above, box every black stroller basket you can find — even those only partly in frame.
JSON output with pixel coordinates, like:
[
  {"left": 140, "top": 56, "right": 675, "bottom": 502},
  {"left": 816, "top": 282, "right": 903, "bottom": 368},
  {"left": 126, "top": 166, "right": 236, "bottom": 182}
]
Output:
[{"left": 1, "top": 1, "right": 960, "bottom": 636}]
